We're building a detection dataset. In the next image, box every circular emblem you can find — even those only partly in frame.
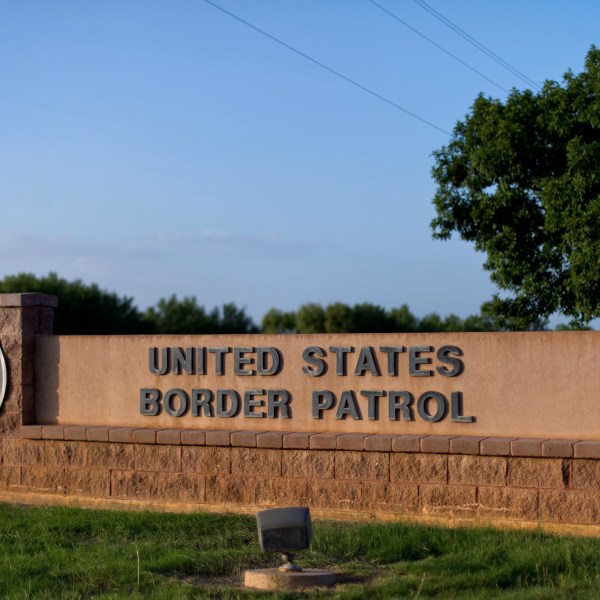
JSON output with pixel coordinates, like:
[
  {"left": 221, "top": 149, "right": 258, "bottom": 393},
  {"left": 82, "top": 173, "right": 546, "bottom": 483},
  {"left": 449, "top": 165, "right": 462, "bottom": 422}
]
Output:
[{"left": 0, "top": 344, "right": 7, "bottom": 409}]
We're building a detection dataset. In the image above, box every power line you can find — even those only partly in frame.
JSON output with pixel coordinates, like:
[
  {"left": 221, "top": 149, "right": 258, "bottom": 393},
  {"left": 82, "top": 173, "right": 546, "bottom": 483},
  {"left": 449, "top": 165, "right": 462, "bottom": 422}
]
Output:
[
  {"left": 200, "top": 0, "right": 451, "bottom": 135},
  {"left": 367, "top": 0, "right": 508, "bottom": 93},
  {"left": 412, "top": 0, "right": 541, "bottom": 90}
]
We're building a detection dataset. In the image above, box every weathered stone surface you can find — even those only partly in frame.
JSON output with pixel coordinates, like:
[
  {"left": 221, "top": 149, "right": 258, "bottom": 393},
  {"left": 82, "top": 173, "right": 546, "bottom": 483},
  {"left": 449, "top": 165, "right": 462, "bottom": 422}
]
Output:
[
  {"left": 507, "top": 457, "right": 566, "bottom": 488},
  {"left": 3, "top": 384, "right": 34, "bottom": 412},
  {"left": 2, "top": 439, "right": 44, "bottom": 466},
  {"left": 309, "top": 433, "right": 337, "bottom": 450},
  {"left": 360, "top": 482, "right": 419, "bottom": 513},
  {"left": 574, "top": 441, "right": 600, "bottom": 459},
  {"left": 478, "top": 486, "right": 538, "bottom": 521},
  {"left": 480, "top": 437, "right": 515, "bottom": 456},
  {"left": 0, "top": 465, "right": 20, "bottom": 489},
  {"left": 364, "top": 435, "right": 394, "bottom": 452},
  {"left": 391, "top": 435, "right": 424, "bottom": 453},
  {"left": 421, "top": 436, "right": 455, "bottom": 454},
  {"left": 205, "top": 430, "right": 232, "bottom": 446},
  {"left": 450, "top": 437, "right": 484, "bottom": 455},
  {"left": 542, "top": 440, "right": 577, "bottom": 458},
  {"left": 308, "top": 479, "right": 361, "bottom": 511},
  {"left": 391, "top": 453, "right": 447, "bottom": 484},
  {"left": 231, "top": 431, "right": 260, "bottom": 447},
  {"left": 111, "top": 470, "right": 154, "bottom": 499},
  {"left": 0, "top": 413, "right": 22, "bottom": 438},
  {"left": 336, "top": 434, "right": 367, "bottom": 451},
  {"left": 156, "top": 429, "right": 182, "bottom": 445},
  {"left": 282, "top": 433, "right": 311, "bottom": 449},
  {"left": 231, "top": 448, "right": 282, "bottom": 477},
  {"left": 44, "top": 441, "right": 88, "bottom": 468},
  {"left": 135, "top": 444, "right": 181, "bottom": 472},
  {"left": 108, "top": 428, "right": 134, "bottom": 443},
  {"left": 420, "top": 484, "right": 477, "bottom": 517},
  {"left": 63, "top": 426, "right": 87, "bottom": 441},
  {"left": 256, "top": 432, "right": 284, "bottom": 449},
  {"left": 571, "top": 459, "right": 600, "bottom": 489},
  {"left": 7, "top": 356, "right": 34, "bottom": 386},
  {"left": 132, "top": 429, "right": 156, "bottom": 444},
  {"left": 205, "top": 475, "right": 257, "bottom": 504},
  {"left": 65, "top": 468, "right": 110, "bottom": 497},
  {"left": 0, "top": 310, "right": 22, "bottom": 333},
  {"left": 281, "top": 450, "right": 335, "bottom": 479},
  {"left": 255, "top": 477, "right": 309, "bottom": 506},
  {"left": 42, "top": 426, "right": 64, "bottom": 440},
  {"left": 511, "top": 439, "right": 546, "bottom": 457},
  {"left": 112, "top": 470, "right": 202, "bottom": 501},
  {"left": 86, "top": 427, "right": 109, "bottom": 442},
  {"left": 448, "top": 455, "right": 506, "bottom": 486},
  {"left": 21, "top": 425, "right": 43, "bottom": 439},
  {"left": 182, "top": 446, "right": 231, "bottom": 475},
  {"left": 180, "top": 430, "right": 206, "bottom": 446},
  {"left": 335, "top": 451, "right": 389, "bottom": 481},
  {"left": 86, "top": 442, "right": 135, "bottom": 470},
  {"left": 539, "top": 489, "right": 600, "bottom": 524},
  {"left": 21, "top": 466, "right": 64, "bottom": 494}
]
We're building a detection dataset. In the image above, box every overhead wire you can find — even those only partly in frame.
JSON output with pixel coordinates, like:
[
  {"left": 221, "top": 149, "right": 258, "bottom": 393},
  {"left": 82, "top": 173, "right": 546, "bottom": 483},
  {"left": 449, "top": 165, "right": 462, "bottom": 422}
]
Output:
[
  {"left": 412, "top": 0, "right": 542, "bottom": 91},
  {"left": 200, "top": 0, "right": 451, "bottom": 135},
  {"left": 367, "top": 0, "right": 508, "bottom": 93}
]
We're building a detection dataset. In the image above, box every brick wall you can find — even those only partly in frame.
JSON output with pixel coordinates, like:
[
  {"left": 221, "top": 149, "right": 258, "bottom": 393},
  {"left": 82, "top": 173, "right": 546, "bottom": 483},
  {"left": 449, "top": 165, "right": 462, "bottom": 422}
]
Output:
[{"left": 3, "top": 295, "right": 600, "bottom": 532}]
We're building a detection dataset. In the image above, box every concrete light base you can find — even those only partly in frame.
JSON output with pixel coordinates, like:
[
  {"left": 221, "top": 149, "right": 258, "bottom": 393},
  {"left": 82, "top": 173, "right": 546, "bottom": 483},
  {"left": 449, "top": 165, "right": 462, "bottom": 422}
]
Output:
[{"left": 244, "top": 568, "right": 336, "bottom": 590}]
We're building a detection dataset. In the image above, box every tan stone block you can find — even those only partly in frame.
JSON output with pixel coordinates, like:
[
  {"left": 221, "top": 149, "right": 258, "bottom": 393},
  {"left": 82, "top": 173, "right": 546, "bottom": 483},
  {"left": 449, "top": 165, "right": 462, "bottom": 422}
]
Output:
[
  {"left": 542, "top": 439, "right": 577, "bottom": 458},
  {"left": 5, "top": 356, "right": 33, "bottom": 386},
  {"left": 335, "top": 451, "right": 389, "bottom": 481},
  {"left": 86, "top": 427, "right": 109, "bottom": 442},
  {"left": 108, "top": 428, "right": 134, "bottom": 443},
  {"left": 571, "top": 459, "right": 600, "bottom": 489},
  {"left": 232, "top": 448, "right": 282, "bottom": 477},
  {"left": 181, "top": 430, "right": 206, "bottom": 446},
  {"left": 65, "top": 469, "right": 110, "bottom": 497},
  {"left": 44, "top": 441, "right": 88, "bottom": 468},
  {"left": 231, "top": 431, "right": 260, "bottom": 447},
  {"left": 3, "top": 384, "right": 34, "bottom": 412},
  {"left": 539, "top": 489, "right": 600, "bottom": 524},
  {"left": 156, "top": 429, "right": 182, "bottom": 445},
  {"left": 205, "top": 475, "right": 257, "bottom": 504},
  {"left": 2, "top": 439, "right": 42, "bottom": 466},
  {"left": 360, "top": 482, "right": 419, "bottom": 514},
  {"left": 21, "top": 465, "right": 64, "bottom": 494},
  {"left": 308, "top": 479, "right": 361, "bottom": 511},
  {"left": 507, "top": 457, "right": 566, "bottom": 488},
  {"left": 205, "top": 430, "right": 232, "bottom": 446},
  {"left": 182, "top": 446, "right": 231, "bottom": 474},
  {"left": 449, "top": 436, "right": 484, "bottom": 455},
  {"left": 154, "top": 472, "right": 204, "bottom": 503},
  {"left": 86, "top": 442, "right": 135, "bottom": 470},
  {"left": 111, "top": 470, "right": 155, "bottom": 499},
  {"left": 256, "top": 432, "right": 284, "bottom": 449},
  {"left": 511, "top": 438, "right": 546, "bottom": 457},
  {"left": 336, "top": 434, "right": 367, "bottom": 451},
  {"left": 282, "top": 450, "right": 335, "bottom": 479},
  {"left": 574, "top": 441, "right": 600, "bottom": 459},
  {"left": 135, "top": 444, "right": 181, "bottom": 472},
  {"left": 309, "top": 433, "right": 337, "bottom": 450},
  {"left": 132, "top": 429, "right": 156, "bottom": 444},
  {"left": 0, "top": 465, "right": 21, "bottom": 489},
  {"left": 283, "top": 433, "right": 310, "bottom": 449},
  {"left": 255, "top": 477, "right": 309, "bottom": 506},
  {"left": 0, "top": 310, "right": 22, "bottom": 333},
  {"left": 390, "top": 453, "right": 447, "bottom": 484},
  {"left": 478, "top": 486, "right": 538, "bottom": 521},
  {"left": 21, "top": 425, "right": 43, "bottom": 439},
  {"left": 391, "top": 435, "right": 424, "bottom": 453},
  {"left": 42, "top": 426, "right": 64, "bottom": 440},
  {"left": 448, "top": 455, "right": 506, "bottom": 486},
  {"left": 63, "top": 426, "right": 87, "bottom": 441},
  {"left": 363, "top": 435, "right": 393, "bottom": 452},
  {"left": 420, "top": 484, "right": 477, "bottom": 517},
  {"left": 0, "top": 413, "right": 22, "bottom": 437},
  {"left": 480, "top": 437, "right": 515, "bottom": 456},
  {"left": 421, "top": 436, "right": 455, "bottom": 454}
]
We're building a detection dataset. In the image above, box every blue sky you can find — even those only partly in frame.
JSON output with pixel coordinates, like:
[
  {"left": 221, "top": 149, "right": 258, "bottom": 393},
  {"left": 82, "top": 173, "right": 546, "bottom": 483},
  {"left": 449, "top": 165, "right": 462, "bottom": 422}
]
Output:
[{"left": 1, "top": 1, "right": 598, "bottom": 324}]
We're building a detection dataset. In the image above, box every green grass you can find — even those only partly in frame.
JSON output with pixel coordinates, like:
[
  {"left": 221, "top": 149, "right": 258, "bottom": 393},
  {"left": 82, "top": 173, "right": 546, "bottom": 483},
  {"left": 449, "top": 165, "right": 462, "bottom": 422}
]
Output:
[{"left": 1, "top": 504, "right": 600, "bottom": 598}]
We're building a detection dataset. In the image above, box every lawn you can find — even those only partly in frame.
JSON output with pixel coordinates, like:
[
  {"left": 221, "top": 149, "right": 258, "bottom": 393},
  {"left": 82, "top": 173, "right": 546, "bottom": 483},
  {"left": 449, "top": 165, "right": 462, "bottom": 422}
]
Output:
[{"left": 1, "top": 503, "right": 599, "bottom": 599}]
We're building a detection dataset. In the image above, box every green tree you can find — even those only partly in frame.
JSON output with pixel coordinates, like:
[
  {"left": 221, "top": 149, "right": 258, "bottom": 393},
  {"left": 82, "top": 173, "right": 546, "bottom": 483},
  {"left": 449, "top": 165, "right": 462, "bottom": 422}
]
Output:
[
  {"left": 261, "top": 308, "right": 296, "bottom": 333},
  {"left": 145, "top": 295, "right": 257, "bottom": 334},
  {"left": 431, "top": 47, "right": 600, "bottom": 329},
  {"left": 0, "top": 272, "right": 152, "bottom": 334},
  {"left": 324, "top": 302, "right": 354, "bottom": 333},
  {"left": 295, "top": 303, "right": 326, "bottom": 333}
]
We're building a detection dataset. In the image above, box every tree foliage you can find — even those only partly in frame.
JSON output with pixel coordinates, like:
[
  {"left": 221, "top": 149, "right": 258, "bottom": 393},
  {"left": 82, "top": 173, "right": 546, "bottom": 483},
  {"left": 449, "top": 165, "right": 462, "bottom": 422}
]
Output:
[
  {"left": 431, "top": 47, "right": 600, "bottom": 328},
  {"left": 0, "top": 272, "right": 151, "bottom": 334}
]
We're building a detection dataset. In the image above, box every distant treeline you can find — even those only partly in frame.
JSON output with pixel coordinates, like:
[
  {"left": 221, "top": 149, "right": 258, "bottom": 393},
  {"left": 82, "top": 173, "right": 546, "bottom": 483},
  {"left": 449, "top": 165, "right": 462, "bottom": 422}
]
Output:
[{"left": 0, "top": 272, "right": 583, "bottom": 334}]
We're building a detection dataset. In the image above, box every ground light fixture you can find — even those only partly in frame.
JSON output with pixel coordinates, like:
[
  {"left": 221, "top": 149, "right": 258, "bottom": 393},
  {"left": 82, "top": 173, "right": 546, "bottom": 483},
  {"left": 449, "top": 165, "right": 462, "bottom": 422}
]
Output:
[{"left": 244, "top": 506, "right": 336, "bottom": 590}]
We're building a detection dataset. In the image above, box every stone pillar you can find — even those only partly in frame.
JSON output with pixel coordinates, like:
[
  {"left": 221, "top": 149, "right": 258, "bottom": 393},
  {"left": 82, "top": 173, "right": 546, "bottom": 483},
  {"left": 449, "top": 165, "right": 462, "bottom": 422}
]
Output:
[{"left": 0, "top": 293, "right": 57, "bottom": 437}]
